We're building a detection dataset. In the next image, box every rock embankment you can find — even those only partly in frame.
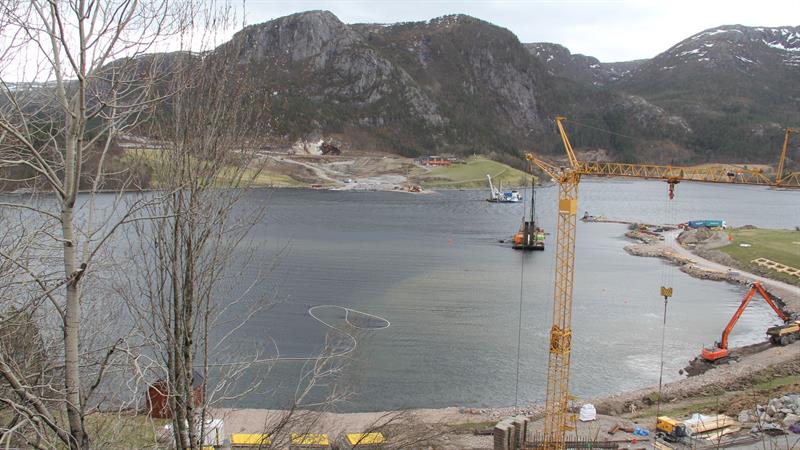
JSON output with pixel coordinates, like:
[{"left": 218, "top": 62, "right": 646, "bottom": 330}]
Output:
[
  {"left": 738, "top": 394, "right": 800, "bottom": 433},
  {"left": 592, "top": 346, "right": 800, "bottom": 416},
  {"left": 624, "top": 225, "right": 800, "bottom": 315}
]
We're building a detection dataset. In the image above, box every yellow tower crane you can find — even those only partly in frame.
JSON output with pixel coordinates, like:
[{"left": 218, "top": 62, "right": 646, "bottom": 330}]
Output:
[{"left": 527, "top": 116, "right": 799, "bottom": 450}]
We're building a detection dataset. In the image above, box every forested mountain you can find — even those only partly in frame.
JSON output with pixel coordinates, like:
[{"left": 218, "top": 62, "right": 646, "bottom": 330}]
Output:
[{"left": 122, "top": 13, "right": 800, "bottom": 166}]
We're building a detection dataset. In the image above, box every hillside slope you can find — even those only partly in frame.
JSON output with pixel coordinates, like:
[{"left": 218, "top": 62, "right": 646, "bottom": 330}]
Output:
[
  {"left": 611, "top": 25, "right": 800, "bottom": 163},
  {"left": 217, "top": 11, "right": 554, "bottom": 159},
  {"left": 120, "top": 14, "right": 800, "bottom": 169}
]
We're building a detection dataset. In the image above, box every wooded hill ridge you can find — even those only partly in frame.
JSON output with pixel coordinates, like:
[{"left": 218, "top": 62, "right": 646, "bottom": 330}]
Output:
[{"left": 71, "top": 12, "right": 800, "bottom": 167}]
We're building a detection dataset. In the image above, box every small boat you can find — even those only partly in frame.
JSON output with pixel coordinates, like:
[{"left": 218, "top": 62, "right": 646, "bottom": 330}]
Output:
[
  {"left": 486, "top": 174, "right": 522, "bottom": 203},
  {"left": 512, "top": 177, "right": 545, "bottom": 250}
]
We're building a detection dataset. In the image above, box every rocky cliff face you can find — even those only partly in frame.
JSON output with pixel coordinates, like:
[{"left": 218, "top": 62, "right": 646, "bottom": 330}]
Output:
[
  {"left": 232, "top": 11, "right": 358, "bottom": 66},
  {"left": 216, "top": 12, "right": 552, "bottom": 156},
  {"left": 164, "top": 13, "right": 799, "bottom": 164}
]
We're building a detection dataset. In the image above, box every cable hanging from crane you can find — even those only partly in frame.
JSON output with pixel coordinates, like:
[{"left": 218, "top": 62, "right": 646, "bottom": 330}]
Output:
[
  {"left": 656, "top": 142, "right": 680, "bottom": 435},
  {"left": 563, "top": 118, "right": 652, "bottom": 144},
  {"left": 515, "top": 231, "right": 526, "bottom": 413}
]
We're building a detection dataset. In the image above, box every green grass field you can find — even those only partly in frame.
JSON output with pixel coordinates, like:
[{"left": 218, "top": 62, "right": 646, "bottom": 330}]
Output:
[
  {"left": 125, "top": 149, "right": 305, "bottom": 188},
  {"left": 412, "top": 156, "right": 530, "bottom": 189},
  {"left": 719, "top": 228, "right": 800, "bottom": 286}
]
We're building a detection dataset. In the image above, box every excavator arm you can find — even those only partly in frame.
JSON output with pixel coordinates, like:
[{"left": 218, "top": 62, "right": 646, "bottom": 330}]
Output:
[{"left": 702, "top": 282, "right": 788, "bottom": 361}]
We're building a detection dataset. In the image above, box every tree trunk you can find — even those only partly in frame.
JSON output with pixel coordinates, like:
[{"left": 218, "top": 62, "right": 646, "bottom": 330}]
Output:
[{"left": 62, "top": 123, "right": 87, "bottom": 449}]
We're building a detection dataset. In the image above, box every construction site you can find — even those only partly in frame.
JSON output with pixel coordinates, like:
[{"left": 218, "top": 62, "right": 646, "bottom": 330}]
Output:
[
  {"left": 483, "top": 118, "right": 800, "bottom": 450},
  {"left": 203, "top": 119, "right": 800, "bottom": 450}
]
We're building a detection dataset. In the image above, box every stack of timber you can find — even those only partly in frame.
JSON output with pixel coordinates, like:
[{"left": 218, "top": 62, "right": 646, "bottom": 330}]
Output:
[{"left": 686, "top": 415, "right": 740, "bottom": 441}]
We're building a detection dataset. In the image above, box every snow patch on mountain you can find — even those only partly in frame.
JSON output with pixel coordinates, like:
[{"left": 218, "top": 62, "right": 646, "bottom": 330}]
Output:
[{"left": 763, "top": 39, "right": 800, "bottom": 52}]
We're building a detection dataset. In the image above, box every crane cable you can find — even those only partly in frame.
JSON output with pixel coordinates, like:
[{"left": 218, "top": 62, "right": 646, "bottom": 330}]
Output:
[
  {"left": 513, "top": 176, "right": 531, "bottom": 412},
  {"left": 568, "top": 115, "right": 682, "bottom": 423},
  {"left": 514, "top": 232, "right": 525, "bottom": 413},
  {"left": 655, "top": 179, "right": 679, "bottom": 430},
  {"left": 655, "top": 295, "right": 669, "bottom": 421}
]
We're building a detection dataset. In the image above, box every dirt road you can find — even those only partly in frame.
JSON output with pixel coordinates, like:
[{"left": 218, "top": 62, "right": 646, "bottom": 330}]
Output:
[{"left": 664, "top": 230, "right": 800, "bottom": 312}]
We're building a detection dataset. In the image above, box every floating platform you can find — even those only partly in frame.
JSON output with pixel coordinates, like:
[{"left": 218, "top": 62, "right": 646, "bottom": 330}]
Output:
[{"left": 512, "top": 221, "right": 545, "bottom": 251}]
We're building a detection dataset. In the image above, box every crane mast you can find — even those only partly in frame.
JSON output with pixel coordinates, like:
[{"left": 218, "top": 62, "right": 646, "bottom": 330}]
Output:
[
  {"left": 528, "top": 116, "right": 582, "bottom": 450},
  {"left": 527, "top": 116, "right": 799, "bottom": 450},
  {"left": 542, "top": 170, "right": 579, "bottom": 449}
]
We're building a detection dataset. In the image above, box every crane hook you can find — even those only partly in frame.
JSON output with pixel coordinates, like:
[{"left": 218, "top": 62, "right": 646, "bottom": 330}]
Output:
[{"left": 667, "top": 178, "right": 680, "bottom": 200}]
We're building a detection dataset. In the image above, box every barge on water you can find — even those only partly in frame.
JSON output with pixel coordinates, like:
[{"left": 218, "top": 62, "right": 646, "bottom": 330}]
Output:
[
  {"left": 486, "top": 174, "right": 522, "bottom": 203},
  {"left": 512, "top": 177, "right": 545, "bottom": 250}
]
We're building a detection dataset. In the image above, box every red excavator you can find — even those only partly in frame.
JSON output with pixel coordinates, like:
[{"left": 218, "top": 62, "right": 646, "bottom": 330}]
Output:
[{"left": 702, "top": 282, "right": 800, "bottom": 362}]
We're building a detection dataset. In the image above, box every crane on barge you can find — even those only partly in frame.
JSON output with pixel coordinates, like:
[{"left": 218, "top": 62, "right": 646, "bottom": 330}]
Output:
[
  {"left": 526, "top": 116, "right": 799, "bottom": 450},
  {"left": 513, "top": 174, "right": 545, "bottom": 250}
]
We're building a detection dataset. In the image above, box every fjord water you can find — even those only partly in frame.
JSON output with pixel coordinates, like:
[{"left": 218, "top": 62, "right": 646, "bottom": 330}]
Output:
[{"left": 220, "top": 179, "right": 799, "bottom": 411}]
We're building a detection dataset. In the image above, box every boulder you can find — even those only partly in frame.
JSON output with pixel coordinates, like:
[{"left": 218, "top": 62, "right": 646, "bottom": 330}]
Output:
[
  {"left": 738, "top": 411, "right": 752, "bottom": 423},
  {"left": 783, "top": 413, "right": 799, "bottom": 428},
  {"left": 761, "top": 422, "right": 785, "bottom": 434}
]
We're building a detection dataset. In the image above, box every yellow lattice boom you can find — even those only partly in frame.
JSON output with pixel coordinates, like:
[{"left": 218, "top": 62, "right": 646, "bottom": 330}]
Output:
[
  {"left": 776, "top": 128, "right": 796, "bottom": 186},
  {"left": 777, "top": 172, "right": 800, "bottom": 188},
  {"left": 577, "top": 161, "right": 772, "bottom": 185}
]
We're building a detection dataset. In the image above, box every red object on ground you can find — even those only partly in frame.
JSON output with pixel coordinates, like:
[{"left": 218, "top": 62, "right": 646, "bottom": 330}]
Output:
[{"left": 146, "top": 373, "right": 204, "bottom": 419}]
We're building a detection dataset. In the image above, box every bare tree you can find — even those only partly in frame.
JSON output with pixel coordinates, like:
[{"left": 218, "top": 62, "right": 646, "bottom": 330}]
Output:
[
  {"left": 1, "top": 3, "right": 392, "bottom": 448},
  {"left": 116, "top": 31, "right": 276, "bottom": 449},
  {"left": 0, "top": 1, "right": 191, "bottom": 448}
]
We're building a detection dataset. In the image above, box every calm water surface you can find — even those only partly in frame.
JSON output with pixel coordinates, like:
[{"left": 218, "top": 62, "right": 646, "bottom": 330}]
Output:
[{"left": 217, "top": 180, "right": 799, "bottom": 411}]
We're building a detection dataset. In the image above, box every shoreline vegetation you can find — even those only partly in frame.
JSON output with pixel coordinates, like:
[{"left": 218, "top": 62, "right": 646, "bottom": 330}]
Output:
[{"left": 8, "top": 150, "right": 791, "bottom": 195}]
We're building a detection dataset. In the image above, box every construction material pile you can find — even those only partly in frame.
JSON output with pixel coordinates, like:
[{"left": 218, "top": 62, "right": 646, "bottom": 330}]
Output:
[
  {"left": 738, "top": 394, "right": 800, "bottom": 433},
  {"left": 682, "top": 414, "right": 740, "bottom": 441}
]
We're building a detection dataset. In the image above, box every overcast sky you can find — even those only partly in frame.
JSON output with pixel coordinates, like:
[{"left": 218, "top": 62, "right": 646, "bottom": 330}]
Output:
[{"left": 241, "top": 0, "right": 800, "bottom": 62}]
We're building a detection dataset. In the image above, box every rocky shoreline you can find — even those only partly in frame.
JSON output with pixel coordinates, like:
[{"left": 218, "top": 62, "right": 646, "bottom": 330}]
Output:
[{"left": 623, "top": 225, "right": 800, "bottom": 314}]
